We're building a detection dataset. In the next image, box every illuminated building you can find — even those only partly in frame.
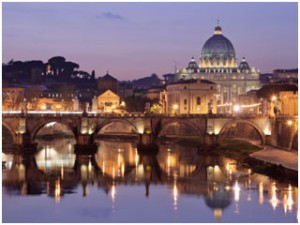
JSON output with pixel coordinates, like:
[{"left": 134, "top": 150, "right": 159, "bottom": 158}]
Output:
[
  {"left": 279, "top": 91, "right": 298, "bottom": 116},
  {"left": 97, "top": 90, "right": 120, "bottom": 113},
  {"left": 160, "top": 79, "right": 217, "bottom": 114},
  {"left": 172, "top": 22, "right": 261, "bottom": 113}
]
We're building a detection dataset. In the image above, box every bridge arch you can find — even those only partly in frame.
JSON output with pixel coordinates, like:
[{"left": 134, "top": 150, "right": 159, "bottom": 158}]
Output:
[
  {"left": 94, "top": 119, "right": 140, "bottom": 137},
  {"left": 30, "top": 121, "right": 76, "bottom": 143},
  {"left": 158, "top": 119, "right": 202, "bottom": 138},
  {"left": 218, "top": 119, "right": 265, "bottom": 145}
]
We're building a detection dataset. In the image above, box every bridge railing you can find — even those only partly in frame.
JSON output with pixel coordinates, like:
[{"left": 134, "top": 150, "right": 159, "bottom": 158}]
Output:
[{"left": 2, "top": 110, "right": 270, "bottom": 119}]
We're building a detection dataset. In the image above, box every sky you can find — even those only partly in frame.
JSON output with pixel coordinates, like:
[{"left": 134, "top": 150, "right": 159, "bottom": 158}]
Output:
[{"left": 2, "top": 2, "right": 298, "bottom": 80}]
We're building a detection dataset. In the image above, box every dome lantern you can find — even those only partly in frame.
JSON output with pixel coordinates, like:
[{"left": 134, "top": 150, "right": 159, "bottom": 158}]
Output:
[{"left": 214, "top": 20, "right": 222, "bottom": 35}]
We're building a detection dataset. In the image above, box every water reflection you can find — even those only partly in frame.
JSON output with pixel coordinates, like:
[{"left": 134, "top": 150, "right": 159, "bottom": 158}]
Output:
[{"left": 2, "top": 137, "right": 298, "bottom": 223}]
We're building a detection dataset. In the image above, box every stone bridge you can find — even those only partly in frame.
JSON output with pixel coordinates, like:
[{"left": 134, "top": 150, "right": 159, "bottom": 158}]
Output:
[{"left": 2, "top": 111, "right": 281, "bottom": 151}]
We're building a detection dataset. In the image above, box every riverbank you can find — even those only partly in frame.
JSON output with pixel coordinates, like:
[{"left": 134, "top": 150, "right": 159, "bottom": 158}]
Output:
[{"left": 250, "top": 146, "right": 298, "bottom": 171}]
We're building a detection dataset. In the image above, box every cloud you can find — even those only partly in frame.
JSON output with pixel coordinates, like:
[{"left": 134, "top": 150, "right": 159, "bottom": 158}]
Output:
[{"left": 96, "top": 12, "right": 124, "bottom": 20}]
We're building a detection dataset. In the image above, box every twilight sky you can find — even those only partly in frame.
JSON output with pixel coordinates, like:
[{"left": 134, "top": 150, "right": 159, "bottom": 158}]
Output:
[{"left": 2, "top": 2, "right": 298, "bottom": 80}]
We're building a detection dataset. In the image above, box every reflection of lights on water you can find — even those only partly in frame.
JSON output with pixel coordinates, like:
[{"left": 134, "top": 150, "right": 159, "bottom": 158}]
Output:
[
  {"left": 173, "top": 182, "right": 178, "bottom": 211},
  {"left": 167, "top": 152, "right": 171, "bottom": 176},
  {"left": 135, "top": 149, "right": 139, "bottom": 168},
  {"left": 270, "top": 182, "right": 279, "bottom": 210},
  {"left": 61, "top": 164, "right": 64, "bottom": 180},
  {"left": 55, "top": 178, "right": 61, "bottom": 203},
  {"left": 111, "top": 183, "right": 116, "bottom": 212},
  {"left": 233, "top": 181, "right": 240, "bottom": 202},
  {"left": 259, "top": 182, "right": 264, "bottom": 205},
  {"left": 214, "top": 208, "right": 223, "bottom": 222},
  {"left": 121, "top": 164, "right": 125, "bottom": 178},
  {"left": 88, "top": 161, "right": 92, "bottom": 174},
  {"left": 283, "top": 184, "right": 294, "bottom": 214}
]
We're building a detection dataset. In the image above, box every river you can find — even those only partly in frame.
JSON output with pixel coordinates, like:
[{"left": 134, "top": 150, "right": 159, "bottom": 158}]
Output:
[{"left": 2, "top": 136, "right": 298, "bottom": 223}]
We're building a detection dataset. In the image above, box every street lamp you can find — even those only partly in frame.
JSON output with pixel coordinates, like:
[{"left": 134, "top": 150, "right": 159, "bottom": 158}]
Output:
[
  {"left": 173, "top": 103, "right": 179, "bottom": 115},
  {"left": 233, "top": 104, "right": 240, "bottom": 113},
  {"left": 287, "top": 120, "right": 293, "bottom": 126},
  {"left": 271, "top": 95, "right": 277, "bottom": 102}
]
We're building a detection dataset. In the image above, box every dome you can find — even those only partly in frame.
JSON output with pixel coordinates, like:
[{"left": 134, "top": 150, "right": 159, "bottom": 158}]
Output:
[
  {"left": 187, "top": 57, "right": 198, "bottom": 72},
  {"left": 201, "top": 23, "right": 236, "bottom": 60},
  {"left": 239, "top": 57, "right": 250, "bottom": 72}
]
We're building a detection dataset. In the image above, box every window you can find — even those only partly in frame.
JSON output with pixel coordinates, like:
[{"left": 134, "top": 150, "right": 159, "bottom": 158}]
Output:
[
  {"left": 184, "top": 99, "right": 187, "bottom": 105},
  {"left": 197, "top": 97, "right": 201, "bottom": 105},
  {"left": 184, "top": 86, "right": 187, "bottom": 90}
]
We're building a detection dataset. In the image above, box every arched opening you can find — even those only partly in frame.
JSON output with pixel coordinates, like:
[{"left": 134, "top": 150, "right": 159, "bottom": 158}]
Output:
[
  {"left": 2, "top": 125, "right": 15, "bottom": 153},
  {"left": 219, "top": 120, "right": 265, "bottom": 145},
  {"left": 95, "top": 120, "right": 139, "bottom": 139},
  {"left": 33, "top": 122, "right": 76, "bottom": 176},
  {"left": 33, "top": 122, "right": 76, "bottom": 142}
]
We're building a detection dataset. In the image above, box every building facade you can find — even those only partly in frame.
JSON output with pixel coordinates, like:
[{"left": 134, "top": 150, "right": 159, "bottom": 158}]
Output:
[
  {"left": 97, "top": 90, "right": 120, "bottom": 113},
  {"left": 160, "top": 79, "right": 217, "bottom": 114}
]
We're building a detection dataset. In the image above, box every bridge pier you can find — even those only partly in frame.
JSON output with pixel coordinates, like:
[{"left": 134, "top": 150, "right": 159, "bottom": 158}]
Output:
[
  {"left": 13, "top": 133, "right": 37, "bottom": 153},
  {"left": 74, "top": 134, "right": 97, "bottom": 154},
  {"left": 140, "top": 133, "right": 153, "bottom": 145},
  {"left": 203, "top": 133, "right": 219, "bottom": 146}
]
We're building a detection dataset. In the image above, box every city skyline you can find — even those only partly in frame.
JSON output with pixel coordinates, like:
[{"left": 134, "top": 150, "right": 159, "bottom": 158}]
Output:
[{"left": 3, "top": 2, "right": 298, "bottom": 80}]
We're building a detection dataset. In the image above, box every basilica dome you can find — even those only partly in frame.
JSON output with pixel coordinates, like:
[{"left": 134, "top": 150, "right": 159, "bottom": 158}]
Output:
[{"left": 201, "top": 23, "right": 236, "bottom": 60}]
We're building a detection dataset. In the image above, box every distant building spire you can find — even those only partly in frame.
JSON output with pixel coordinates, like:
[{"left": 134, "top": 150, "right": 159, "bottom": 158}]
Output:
[{"left": 107, "top": 69, "right": 109, "bottom": 75}]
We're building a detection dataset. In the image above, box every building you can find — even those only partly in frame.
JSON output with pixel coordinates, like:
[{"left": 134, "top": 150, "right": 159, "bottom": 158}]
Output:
[
  {"left": 97, "top": 90, "right": 120, "bottom": 113},
  {"left": 273, "top": 69, "right": 298, "bottom": 81},
  {"left": 160, "top": 79, "right": 217, "bottom": 114},
  {"left": 237, "top": 90, "right": 260, "bottom": 114},
  {"left": 144, "top": 86, "right": 164, "bottom": 100},
  {"left": 278, "top": 91, "right": 298, "bottom": 116},
  {"left": 168, "top": 22, "right": 261, "bottom": 113},
  {"left": 97, "top": 72, "right": 118, "bottom": 93},
  {"left": 2, "top": 86, "right": 25, "bottom": 110}
]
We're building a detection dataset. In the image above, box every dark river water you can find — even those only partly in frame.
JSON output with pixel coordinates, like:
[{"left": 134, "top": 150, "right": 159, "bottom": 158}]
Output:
[{"left": 2, "top": 137, "right": 298, "bottom": 223}]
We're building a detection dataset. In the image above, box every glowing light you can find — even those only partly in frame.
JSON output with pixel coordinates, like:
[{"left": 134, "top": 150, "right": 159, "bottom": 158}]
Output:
[
  {"left": 233, "top": 181, "right": 240, "bottom": 202},
  {"left": 283, "top": 184, "right": 294, "bottom": 214},
  {"left": 271, "top": 95, "right": 277, "bottom": 101},
  {"left": 45, "top": 122, "right": 57, "bottom": 128},
  {"left": 55, "top": 178, "right": 61, "bottom": 203},
  {"left": 240, "top": 103, "right": 261, "bottom": 108},
  {"left": 259, "top": 182, "right": 264, "bottom": 205},
  {"left": 111, "top": 183, "right": 116, "bottom": 204},
  {"left": 287, "top": 120, "right": 293, "bottom": 126},
  {"left": 233, "top": 105, "right": 240, "bottom": 112},
  {"left": 135, "top": 149, "right": 139, "bottom": 168},
  {"left": 173, "top": 104, "right": 178, "bottom": 110},
  {"left": 217, "top": 103, "right": 232, "bottom": 107},
  {"left": 270, "top": 182, "right": 279, "bottom": 210},
  {"left": 173, "top": 182, "right": 178, "bottom": 210},
  {"left": 167, "top": 152, "right": 171, "bottom": 176},
  {"left": 102, "top": 161, "right": 106, "bottom": 175}
]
